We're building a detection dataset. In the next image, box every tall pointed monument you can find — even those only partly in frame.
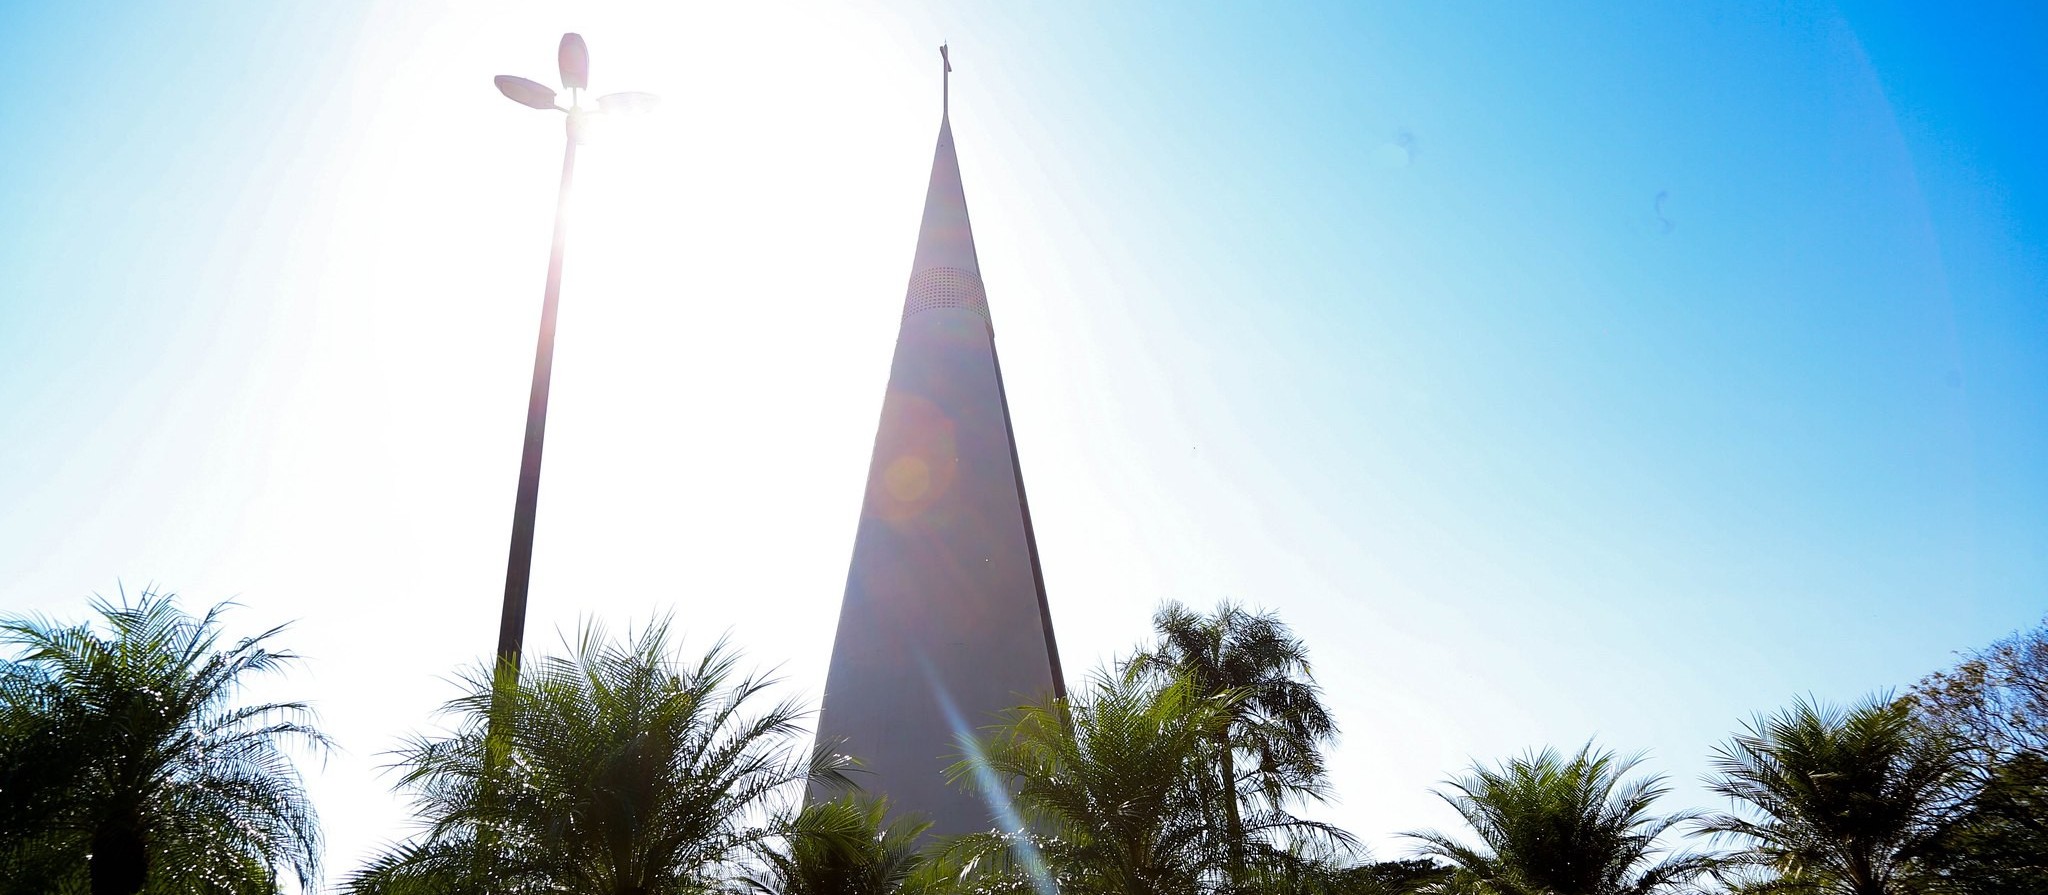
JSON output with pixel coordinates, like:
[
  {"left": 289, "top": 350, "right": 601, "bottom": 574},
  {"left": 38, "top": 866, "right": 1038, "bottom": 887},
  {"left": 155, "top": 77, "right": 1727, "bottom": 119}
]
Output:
[{"left": 813, "top": 46, "right": 1065, "bottom": 836}]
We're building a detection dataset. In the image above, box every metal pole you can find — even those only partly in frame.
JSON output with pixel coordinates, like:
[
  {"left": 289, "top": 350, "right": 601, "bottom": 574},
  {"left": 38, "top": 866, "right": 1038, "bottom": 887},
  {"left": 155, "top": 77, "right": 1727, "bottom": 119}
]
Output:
[{"left": 496, "top": 113, "right": 580, "bottom": 672}]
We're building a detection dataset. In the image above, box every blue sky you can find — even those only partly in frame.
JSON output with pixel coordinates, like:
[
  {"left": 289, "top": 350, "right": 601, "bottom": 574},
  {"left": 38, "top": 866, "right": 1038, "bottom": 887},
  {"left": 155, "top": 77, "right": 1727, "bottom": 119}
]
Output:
[{"left": 1, "top": 0, "right": 2043, "bottom": 878}]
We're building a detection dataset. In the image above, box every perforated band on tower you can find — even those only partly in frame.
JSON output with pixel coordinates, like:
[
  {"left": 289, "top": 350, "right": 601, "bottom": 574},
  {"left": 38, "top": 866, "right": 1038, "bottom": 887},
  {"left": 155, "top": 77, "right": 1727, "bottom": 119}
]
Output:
[{"left": 902, "top": 266, "right": 989, "bottom": 322}]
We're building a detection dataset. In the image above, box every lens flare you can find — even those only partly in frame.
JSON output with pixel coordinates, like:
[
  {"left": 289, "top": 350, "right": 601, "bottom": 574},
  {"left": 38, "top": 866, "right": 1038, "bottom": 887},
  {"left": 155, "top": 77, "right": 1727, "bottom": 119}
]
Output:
[
  {"left": 866, "top": 391, "right": 958, "bottom": 524},
  {"left": 917, "top": 653, "right": 1057, "bottom": 895}
]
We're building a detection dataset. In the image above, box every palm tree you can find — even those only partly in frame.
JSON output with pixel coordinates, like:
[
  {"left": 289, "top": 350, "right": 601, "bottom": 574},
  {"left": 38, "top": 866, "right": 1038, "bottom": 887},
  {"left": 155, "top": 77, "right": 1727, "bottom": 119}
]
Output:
[
  {"left": 1699, "top": 695, "right": 1973, "bottom": 895},
  {"left": 1406, "top": 744, "right": 1711, "bottom": 895},
  {"left": 0, "top": 588, "right": 325, "bottom": 895},
  {"left": 934, "top": 670, "right": 1348, "bottom": 895},
  {"left": 347, "top": 619, "right": 852, "bottom": 895},
  {"left": 1125, "top": 602, "right": 1339, "bottom": 875},
  {"left": 739, "top": 796, "right": 931, "bottom": 895}
]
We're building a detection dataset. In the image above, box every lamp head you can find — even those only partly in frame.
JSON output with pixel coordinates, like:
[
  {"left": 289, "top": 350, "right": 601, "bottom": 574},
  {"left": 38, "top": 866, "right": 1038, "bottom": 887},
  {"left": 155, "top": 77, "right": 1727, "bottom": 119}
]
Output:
[
  {"left": 559, "top": 33, "right": 589, "bottom": 90},
  {"left": 495, "top": 75, "right": 560, "bottom": 110}
]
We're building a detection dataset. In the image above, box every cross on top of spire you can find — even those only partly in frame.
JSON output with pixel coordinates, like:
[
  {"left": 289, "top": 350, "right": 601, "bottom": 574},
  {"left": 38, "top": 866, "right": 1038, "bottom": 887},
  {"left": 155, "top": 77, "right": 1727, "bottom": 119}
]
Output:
[{"left": 940, "top": 43, "right": 952, "bottom": 117}]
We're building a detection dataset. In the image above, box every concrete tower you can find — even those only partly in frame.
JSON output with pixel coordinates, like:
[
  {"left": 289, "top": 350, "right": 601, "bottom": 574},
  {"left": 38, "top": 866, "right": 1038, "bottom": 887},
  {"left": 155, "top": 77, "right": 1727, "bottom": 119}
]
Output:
[{"left": 813, "top": 47, "right": 1065, "bottom": 837}]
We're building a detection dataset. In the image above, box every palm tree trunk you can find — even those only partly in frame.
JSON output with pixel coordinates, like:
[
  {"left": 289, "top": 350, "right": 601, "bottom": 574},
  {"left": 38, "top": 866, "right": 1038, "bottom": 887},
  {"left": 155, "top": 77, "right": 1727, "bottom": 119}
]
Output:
[
  {"left": 1219, "top": 735, "right": 1245, "bottom": 880},
  {"left": 89, "top": 818, "right": 147, "bottom": 895}
]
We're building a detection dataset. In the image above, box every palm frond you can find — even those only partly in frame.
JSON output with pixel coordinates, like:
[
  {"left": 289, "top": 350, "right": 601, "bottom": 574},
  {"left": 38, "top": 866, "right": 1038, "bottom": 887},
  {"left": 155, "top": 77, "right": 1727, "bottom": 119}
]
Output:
[
  {"left": 0, "top": 587, "right": 325, "bottom": 893},
  {"left": 351, "top": 615, "right": 828, "bottom": 895},
  {"left": 1404, "top": 742, "right": 1711, "bottom": 895}
]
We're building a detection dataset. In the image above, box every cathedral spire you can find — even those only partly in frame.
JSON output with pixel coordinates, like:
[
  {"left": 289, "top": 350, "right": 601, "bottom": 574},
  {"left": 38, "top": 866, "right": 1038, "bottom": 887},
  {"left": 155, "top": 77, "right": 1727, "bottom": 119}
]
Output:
[
  {"left": 813, "top": 48, "right": 1064, "bottom": 838},
  {"left": 909, "top": 44, "right": 980, "bottom": 288}
]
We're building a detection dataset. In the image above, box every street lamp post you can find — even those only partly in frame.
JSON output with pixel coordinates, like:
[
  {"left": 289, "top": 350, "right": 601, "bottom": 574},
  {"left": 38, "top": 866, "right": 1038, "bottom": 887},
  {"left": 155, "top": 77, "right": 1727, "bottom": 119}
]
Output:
[{"left": 492, "top": 33, "right": 654, "bottom": 673}]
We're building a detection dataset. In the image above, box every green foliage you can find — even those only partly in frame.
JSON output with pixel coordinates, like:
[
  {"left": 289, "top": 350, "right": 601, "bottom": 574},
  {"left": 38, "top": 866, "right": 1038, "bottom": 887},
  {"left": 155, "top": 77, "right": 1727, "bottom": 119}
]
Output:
[
  {"left": 1912, "top": 616, "right": 2048, "bottom": 762},
  {"left": 345, "top": 619, "right": 851, "bottom": 895},
  {"left": 12, "top": 588, "right": 2026, "bottom": 895},
  {"left": 0, "top": 588, "right": 325, "bottom": 895},
  {"left": 1911, "top": 617, "right": 2048, "bottom": 893},
  {"left": 1230, "top": 848, "right": 1450, "bottom": 895},
  {"left": 1126, "top": 602, "right": 1340, "bottom": 879},
  {"left": 738, "top": 796, "right": 932, "bottom": 895},
  {"left": 1924, "top": 753, "right": 2048, "bottom": 895},
  {"left": 932, "top": 671, "right": 1352, "bottom": 895},
  {"left": 1336, "top": 859, "right": 1456, "bottom": 895},
  {"left": 1406, "top": 744, "right": 1710, "bottom": 895},
  {"left": 0, "top": 658, "right": 84, "bottom": 895},
  {"left": 1699, "top": 695, "right": 1972, "bottom": 895}
]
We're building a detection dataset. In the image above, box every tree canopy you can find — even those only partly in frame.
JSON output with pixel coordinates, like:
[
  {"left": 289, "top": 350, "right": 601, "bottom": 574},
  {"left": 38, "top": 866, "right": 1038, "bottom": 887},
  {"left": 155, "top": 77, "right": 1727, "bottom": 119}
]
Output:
[
  {"left": 6, "top": 592, "right": 2041, "bottom": 895},
  {"left": 0, "top": 589, "right": 325, "bottom": 895},
  {"left": 346, "top": 620, "right": 851, "bottom": 895},
  {"left": 1407, "top": 744, "right": 1711, "bottom": 895}
]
